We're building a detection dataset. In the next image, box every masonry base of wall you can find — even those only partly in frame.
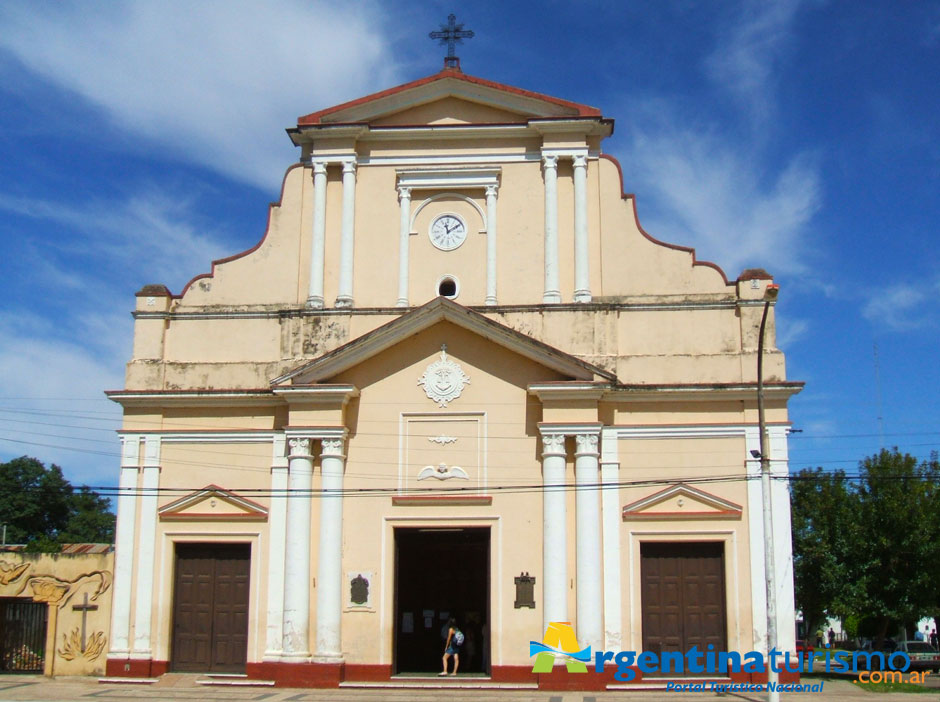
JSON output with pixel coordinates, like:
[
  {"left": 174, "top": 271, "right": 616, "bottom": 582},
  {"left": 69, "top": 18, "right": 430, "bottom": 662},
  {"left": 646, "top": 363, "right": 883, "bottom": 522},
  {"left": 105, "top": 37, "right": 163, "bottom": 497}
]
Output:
[
  {"left": 342, "top": 664, "right": 394, "bottom": 682},
  {"left": 489, "top": 665, "right": 537, "bottom": 684},
  {"left": 104, "top": 658, "right": 169, "bottom": 678},
  {"left": 246, "top": 661, "right": 345, "bottom": 687}
]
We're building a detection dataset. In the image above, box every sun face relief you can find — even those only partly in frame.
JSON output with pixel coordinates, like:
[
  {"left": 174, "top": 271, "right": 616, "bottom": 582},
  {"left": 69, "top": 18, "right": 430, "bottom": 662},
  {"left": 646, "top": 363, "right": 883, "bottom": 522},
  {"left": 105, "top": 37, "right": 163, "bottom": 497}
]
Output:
[{"left": 429, "top": 213, "right": 467, "bottom": 251}]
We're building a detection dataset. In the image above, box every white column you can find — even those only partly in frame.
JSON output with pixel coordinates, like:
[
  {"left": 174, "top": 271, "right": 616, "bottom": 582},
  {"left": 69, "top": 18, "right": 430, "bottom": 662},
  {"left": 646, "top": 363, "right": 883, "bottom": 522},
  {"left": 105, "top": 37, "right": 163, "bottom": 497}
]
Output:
[
  {"left": 396, "top": 186, "right": 412, "bottom": 308},
  {"left": 282, "top": 437, "right": 314, "bottom": 659},
  {"left": 335, "top": 158, "right": 357, "bottom": 308},
  {"left": 745, "top": 427, "right": 767, "bottom": 653},
  {"left": 264, "top": 434, "right": 289, "bottom": 660},
  {"left": 575, "top": 432, "right": 602, "bottom": 651},
  {"left": 109, "top": 436, "right": 140, "bottom": 657},
  {"left": 315, "top": 437, "right": 346, "bottom": 661},
  {"left": 542, "top": 154, "right": 561, "bottom": 304},
  {"left": 541, "top": 431, "right": 567, "bottom": 632},
  {"left": 131, "top": 436, "right": 160, "bottom": 656},
  {"left": 307, "top": 161, "right": 328, "bottom": 308},
  {"left": 485, "top": 184, "right": 499, "bottom": 306},
  {"left": 770, "top": 427, "right": 796, "bottom": 653},
  {"left": 572, "top": 154, "right": 591, "bottom": 303},
  {"left": 600, "top": 428, "right": 622, "bottom": 651}
]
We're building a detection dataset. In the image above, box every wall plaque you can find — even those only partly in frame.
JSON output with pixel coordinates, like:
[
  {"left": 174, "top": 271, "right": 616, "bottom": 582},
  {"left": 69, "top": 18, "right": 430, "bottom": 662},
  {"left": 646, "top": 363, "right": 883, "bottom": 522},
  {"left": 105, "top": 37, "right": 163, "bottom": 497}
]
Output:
[{"left": 514, "top": 571, "right": 536, "bottom": 609}]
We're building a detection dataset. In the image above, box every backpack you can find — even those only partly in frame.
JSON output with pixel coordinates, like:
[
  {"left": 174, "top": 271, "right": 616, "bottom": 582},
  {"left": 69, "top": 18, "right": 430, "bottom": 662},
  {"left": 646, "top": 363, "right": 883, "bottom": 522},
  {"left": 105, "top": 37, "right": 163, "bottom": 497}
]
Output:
[{"left": 453, "top": 629, "right": 465, "bottom": 646}]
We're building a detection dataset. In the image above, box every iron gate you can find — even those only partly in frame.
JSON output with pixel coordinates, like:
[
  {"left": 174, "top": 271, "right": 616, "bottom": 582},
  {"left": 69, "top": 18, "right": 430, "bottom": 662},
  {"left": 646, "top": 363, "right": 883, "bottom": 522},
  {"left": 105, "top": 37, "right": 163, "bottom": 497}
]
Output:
[{"left": 0, "top": 600, "right": 47, "bottom": 672}]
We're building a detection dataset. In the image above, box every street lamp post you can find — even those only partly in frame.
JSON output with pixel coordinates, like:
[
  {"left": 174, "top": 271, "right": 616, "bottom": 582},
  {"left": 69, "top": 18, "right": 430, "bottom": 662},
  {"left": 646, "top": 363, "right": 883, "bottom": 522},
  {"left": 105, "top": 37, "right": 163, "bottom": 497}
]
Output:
[{"left": 757, "top": 283, "right": 780, "bottom": 701}]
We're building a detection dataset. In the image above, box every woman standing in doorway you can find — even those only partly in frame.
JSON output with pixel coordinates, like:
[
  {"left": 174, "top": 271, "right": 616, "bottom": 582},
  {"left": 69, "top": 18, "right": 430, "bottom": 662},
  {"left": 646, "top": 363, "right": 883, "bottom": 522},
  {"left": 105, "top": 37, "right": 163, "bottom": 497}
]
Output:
[{"left": 440, "top": 617, "right": 462, "bottom": 676}]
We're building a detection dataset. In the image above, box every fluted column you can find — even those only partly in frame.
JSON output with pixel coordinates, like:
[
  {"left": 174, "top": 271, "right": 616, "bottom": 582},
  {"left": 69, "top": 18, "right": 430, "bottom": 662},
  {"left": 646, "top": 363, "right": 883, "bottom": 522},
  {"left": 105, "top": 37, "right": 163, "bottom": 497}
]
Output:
[
  {"left": 282, "top": 437, "right": 314, "bottom": 659},
  {"left": 541, "top": 431, "right": 567, "bottom": 632},
  {"left": 108, "top": 435, "right": 140, "bottom": 657},
  {"left": 572, "top": 154, "right": 591, "bottom": 302},
  {"left": 315, "top": 437, "right": 346, "bottom": 661},
  {"left": 307, "top": 161, "right": 328, "bottom": 308},
  {"left": 542, "top": 155, "right": 561, "bottom": 303},
  {"left": 575, "top": 432, "right": 602, "bottom": 651},
  {"left": 335, "top": 159, "right": 357, "bottom": 308},
  {"left": 485, "top": 184, "right": 499, "bottom": 305},
  {"left": 396, "top": 186, "right": 412, "bottom": 307}
]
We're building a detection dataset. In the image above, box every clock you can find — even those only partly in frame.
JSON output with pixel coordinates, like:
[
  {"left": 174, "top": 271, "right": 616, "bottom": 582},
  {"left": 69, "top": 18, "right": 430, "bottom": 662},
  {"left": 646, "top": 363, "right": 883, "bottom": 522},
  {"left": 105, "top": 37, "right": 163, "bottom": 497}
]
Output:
[{"left": 429, "top": 213, "right": 467, "bottom": 251}]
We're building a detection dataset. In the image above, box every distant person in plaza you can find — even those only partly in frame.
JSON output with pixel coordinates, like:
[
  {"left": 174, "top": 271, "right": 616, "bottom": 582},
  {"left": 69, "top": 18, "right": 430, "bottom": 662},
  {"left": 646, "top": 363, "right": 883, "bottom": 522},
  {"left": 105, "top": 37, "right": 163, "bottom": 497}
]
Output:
[
  {"left": 926, "top": 626, "right": 932, "bottom": 643},
  {"left": 440, "top": 617, "right": 462, "bottom": 676},
  {"left": 931, "top": 629, "right": 938, "bottom": 649},
  {"left": 828, "top": 628, "right": 835, "bottom": 647},
  {"left": 815, "top": 628, "right": 824, "bottom": 648}
]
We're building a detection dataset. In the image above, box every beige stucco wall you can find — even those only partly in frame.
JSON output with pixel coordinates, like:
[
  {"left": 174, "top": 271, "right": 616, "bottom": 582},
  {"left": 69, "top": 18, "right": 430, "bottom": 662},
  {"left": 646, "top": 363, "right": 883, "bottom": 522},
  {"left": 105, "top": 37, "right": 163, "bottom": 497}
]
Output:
[{"left": 0, "top": 549, "right": 114, "bottom": 676}]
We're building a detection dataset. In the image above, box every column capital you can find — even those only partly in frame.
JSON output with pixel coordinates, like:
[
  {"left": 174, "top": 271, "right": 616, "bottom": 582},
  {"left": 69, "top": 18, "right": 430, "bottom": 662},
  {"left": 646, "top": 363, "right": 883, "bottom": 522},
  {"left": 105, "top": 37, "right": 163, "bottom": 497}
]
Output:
[
  {"left": 484, "top": 183, "right": 499, "bottom": 198},
  {"left": 542, "top": 154, "right": 559, "bottom": 170},
  {"left": 397, "top": 185, "right": 412, "bottom": 200},
  {"left": 574, "top": 432, "right": 600, "bottom": 457},
  {"left": 321, "top": 437, "right": 346, "bottom": 458},
  {"left": 288, "top": 437, "right": 314, "bottom": 459},
  {"left": 540, "top": 432, "right": 566, "bottom": 458},
  {"left": 312, "top": 160, "right": 328, "bottom": 175},
  {"left": 341, "top": 158, "right": 357, "bottom": 174},
  {"left": 572, "top": 154, "right": 588, "bottom": 169}
]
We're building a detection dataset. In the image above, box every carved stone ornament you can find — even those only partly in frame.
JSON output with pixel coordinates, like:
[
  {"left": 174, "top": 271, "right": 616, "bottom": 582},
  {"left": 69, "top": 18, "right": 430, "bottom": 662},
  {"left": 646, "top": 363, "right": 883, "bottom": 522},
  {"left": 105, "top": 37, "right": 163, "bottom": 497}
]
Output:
[
  {"left": 418, "top": 344, "right": 470, "bottom": 407},
  {"left": 428, "top": 434, "right": 458, "bottom": 445},
  {"left": 321, "top": 438, "right": 344, "bottom": 456},
  {"left": 541, "top": 433, "right": 566, "bottom": 457},
  {"left": 417, "top": 463, "right": 469, "bottom": 481},
  {"left": 575, "top": 433, "right": 599, "bottom": 455},
  {"left": 288, "top": 438, "right": 311, "bottom": 456}
]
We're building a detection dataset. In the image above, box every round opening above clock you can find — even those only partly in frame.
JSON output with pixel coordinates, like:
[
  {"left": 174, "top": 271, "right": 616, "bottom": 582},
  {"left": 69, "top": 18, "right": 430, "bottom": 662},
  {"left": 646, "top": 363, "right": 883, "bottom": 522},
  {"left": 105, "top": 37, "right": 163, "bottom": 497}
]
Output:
[
  {"left": 429, "top": 212, "right": 467, "bottom": 251},
  {"left": 436, "top": 275, "right": 459, "bottom": 299}
]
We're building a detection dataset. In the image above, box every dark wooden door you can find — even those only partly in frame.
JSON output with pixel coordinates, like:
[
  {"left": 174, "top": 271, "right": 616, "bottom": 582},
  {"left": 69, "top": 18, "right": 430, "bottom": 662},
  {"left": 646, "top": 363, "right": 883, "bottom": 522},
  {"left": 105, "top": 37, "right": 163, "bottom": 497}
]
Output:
[
  {"left": 172, "top": 543, "right": 250, "bottom": 673},
  {"left": 641, "top": 542, "right": 726, "bottom": 657}
]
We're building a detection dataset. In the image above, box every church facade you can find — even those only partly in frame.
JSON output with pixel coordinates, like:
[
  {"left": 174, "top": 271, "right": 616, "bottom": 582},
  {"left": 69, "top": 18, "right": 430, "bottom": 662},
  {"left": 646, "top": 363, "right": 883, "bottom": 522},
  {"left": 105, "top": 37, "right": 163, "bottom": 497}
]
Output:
[{"left": 105, "top": 65, "right": 801, "bottom": 688}]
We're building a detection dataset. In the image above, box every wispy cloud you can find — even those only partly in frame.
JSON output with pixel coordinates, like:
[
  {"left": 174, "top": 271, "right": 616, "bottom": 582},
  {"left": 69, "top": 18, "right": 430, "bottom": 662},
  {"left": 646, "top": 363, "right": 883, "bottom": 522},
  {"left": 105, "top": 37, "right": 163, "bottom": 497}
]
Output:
[
  {"left": 0, "top": 1, "right": 403, "bottom": 190},
  {"left": 862, "top": 279, "right": 940, "bottom": 331},
  {"left": 776, "top": 317, "right": 810, "bottom": 350},
  {"left": 0, "top": 189, "right": 230, "bottom": 293},
  {"left": 705, "top": 0, "right": 808, "bottom": 122},
  {"left": 625, "top": 122, "right": 821, "bottom": 277}
]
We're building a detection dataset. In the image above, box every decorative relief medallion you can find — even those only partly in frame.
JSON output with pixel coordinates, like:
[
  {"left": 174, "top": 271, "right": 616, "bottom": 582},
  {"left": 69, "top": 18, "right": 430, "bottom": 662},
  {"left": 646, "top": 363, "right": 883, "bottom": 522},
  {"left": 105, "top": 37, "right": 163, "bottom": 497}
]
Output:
[
  {"left": 428, "top": 434, "right": 458, "bottom": 445},
  {"left": 418, "top": 345, "right": 470, "bottom": 407},
  {"left": 417, "top": 463, "right": 469, "bottom": 481}
]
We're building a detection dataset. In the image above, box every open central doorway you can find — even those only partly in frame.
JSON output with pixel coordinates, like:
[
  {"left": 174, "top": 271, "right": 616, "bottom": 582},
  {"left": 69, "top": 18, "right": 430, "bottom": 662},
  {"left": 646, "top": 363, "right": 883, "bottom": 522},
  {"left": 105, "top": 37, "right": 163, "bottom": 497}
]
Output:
[{"left": 394, "top": 527, "right": 489, "bottom": 675}]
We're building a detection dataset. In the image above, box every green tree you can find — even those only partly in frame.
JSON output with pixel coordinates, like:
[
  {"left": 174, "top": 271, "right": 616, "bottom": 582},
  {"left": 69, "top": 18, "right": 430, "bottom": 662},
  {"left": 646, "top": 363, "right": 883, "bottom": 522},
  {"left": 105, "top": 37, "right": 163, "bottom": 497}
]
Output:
[
  {"left": 791, "top": 449, "right": 940, "bottom": 647},
  {"left": 790, "top": 466, "right": 858, "bottom": 633},
  {"left": 853, "top": 449, "right": 940, "bottom": 646},
  {"left": 0, "top": 456, "right": 115, "bottom": 549}
]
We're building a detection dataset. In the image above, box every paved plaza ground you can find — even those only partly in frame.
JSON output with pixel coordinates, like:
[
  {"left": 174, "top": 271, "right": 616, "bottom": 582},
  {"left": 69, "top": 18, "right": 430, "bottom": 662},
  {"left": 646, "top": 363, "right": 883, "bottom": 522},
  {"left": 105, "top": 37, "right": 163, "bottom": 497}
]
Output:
[{"left": 0, "top": 674, "right": 938, "bottom": 702}]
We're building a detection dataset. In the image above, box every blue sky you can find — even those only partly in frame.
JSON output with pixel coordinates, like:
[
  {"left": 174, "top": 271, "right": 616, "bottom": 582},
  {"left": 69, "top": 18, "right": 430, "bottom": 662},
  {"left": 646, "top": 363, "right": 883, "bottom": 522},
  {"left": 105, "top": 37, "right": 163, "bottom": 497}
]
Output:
[{"left": 0, "top": 1, "right": 937, "bottom": 487}]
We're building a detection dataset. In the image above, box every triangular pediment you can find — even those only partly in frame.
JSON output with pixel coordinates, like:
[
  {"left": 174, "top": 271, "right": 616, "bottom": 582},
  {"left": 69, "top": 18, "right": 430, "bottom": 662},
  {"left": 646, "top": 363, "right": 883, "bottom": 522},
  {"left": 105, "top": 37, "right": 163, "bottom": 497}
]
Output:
[
  {"left": 297, "top": 70, "right": 602, "bottom": 126},
  {"left": 272, "top": 297, "right": 617, "bottom": 386},
  {"left": 622, "top": 484, "right": 742, "bottom": 521},
  {"left": 159, "top": 485, "right": 268, "bottom": 522}
]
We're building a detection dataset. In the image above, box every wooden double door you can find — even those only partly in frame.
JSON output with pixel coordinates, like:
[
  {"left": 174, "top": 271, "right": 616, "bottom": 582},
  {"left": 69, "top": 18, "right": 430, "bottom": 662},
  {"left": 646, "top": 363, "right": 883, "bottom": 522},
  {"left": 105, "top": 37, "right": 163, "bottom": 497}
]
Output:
[
  {"left": 641, "top": 542, "right": 727, "bottom": 657},
  {"left": 171, "top": 543, "right": 250, "bottom": 673}
]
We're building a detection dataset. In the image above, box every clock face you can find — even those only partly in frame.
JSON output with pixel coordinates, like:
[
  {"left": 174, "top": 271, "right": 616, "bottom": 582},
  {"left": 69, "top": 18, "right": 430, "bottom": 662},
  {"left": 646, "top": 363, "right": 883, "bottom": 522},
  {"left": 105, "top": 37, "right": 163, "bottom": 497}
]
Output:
[{"left": 429, "top": 214, "right": 467, "bottom": 251}]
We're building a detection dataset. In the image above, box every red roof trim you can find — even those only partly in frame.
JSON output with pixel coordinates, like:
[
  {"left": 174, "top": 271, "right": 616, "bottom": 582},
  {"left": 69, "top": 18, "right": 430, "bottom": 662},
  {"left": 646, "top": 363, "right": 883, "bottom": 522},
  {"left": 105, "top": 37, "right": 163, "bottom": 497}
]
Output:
[
  {"left": 600, "top": 154, "right": 732, "bottom": 286},
  {"left": 298, "top": 69, "right": 601, "bottom": 125},
  {"left": 175, "top": 163, "right": 303, "bottom": 299}
]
